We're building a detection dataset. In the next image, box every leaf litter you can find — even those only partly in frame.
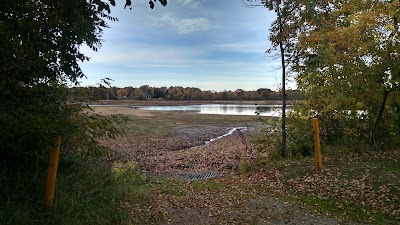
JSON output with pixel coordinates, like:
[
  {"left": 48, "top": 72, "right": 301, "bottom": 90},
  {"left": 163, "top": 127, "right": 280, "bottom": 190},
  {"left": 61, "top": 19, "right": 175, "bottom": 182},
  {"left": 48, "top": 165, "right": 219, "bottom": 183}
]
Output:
[{"left": 99, "top": 109, "right": 399, "bottom": 224}]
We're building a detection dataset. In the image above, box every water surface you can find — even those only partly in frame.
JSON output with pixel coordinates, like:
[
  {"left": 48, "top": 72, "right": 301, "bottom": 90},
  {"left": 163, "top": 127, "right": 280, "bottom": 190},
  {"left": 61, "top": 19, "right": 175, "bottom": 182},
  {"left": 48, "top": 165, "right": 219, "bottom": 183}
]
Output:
[{"left": 140, "top": 104, "right": 285, "bottom": 117}]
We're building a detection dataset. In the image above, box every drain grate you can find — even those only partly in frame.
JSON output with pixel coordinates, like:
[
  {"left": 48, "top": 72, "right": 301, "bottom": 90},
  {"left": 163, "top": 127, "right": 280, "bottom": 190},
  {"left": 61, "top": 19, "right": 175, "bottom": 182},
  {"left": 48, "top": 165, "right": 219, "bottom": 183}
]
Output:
[{"left": 185, "top": 171, "right": 217, "bottom": 181}]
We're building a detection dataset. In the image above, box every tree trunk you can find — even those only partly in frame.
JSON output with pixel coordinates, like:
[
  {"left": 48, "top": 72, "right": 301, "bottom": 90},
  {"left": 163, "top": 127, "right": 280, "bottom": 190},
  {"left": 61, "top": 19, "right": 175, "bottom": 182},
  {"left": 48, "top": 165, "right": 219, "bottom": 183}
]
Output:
[
  {"left": 278, "top": 2, "right": 287, "bottom": 158},
  {"left": 371, "top": 90, "right": 389, "bottom": 145}
]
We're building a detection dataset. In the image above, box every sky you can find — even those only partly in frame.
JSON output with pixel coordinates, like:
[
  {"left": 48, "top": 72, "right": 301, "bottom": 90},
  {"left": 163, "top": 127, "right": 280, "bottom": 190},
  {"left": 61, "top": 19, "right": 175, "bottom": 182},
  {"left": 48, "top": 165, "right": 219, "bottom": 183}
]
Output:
[{"left": 78, "top": 0, "right": 285, "bottom": 91}]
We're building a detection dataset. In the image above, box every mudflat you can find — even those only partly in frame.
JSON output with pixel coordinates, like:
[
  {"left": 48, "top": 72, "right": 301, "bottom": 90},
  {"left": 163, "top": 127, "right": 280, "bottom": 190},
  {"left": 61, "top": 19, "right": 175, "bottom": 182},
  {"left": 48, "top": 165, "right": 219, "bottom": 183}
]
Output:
[
  {"left": 94, "top": 101, "right": 346, "bottom": 224},
  {"left": 95, "top": 100, "right": 261, "bottom": 176}
]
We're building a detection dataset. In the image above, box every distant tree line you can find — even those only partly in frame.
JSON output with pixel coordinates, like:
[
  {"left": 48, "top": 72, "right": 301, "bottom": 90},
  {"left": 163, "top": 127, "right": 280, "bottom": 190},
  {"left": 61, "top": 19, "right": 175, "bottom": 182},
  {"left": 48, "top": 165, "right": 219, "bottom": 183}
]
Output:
[{"left": 71, "top": 85, "right": 303, "bottom": 101}]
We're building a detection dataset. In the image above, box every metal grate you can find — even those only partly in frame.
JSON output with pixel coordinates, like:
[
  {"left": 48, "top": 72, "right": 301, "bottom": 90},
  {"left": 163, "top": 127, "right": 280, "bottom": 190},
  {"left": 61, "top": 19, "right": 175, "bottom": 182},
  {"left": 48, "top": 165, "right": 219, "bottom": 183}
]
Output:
[{"left": 185, "top": 171, "right": 217, "bottom": 181}]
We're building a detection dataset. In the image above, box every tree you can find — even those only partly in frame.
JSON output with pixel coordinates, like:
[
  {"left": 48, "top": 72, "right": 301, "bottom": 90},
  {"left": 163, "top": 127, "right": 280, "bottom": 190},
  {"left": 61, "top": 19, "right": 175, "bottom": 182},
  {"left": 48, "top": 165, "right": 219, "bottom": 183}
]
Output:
[
  {"left": 139, "top": 84, "right": 150, "bottom": 93},
  {"left": 257, "top": 88, "right": 272, "bottom": 99},
  {"left": 116, "top": 88, "right": 128, "bottom": 99},
  {"left": 292, "top": 0, "right": 400, "bottom": 146},
  {"left": 244, "top": 0, "right": 303, "bottom": 157},
  {"left": 173, "top": 87, "right": 185, "bottom": 100},
  {"left": 0, "top": 0, "right": 168, "bottom": 161},
  {"left": 191, "top": 88, "right": 204, "bottom": 100},
  {"left": 133, "top": 88, "right": 146, "bottom": 100},
  {"left": 153, "top": 87, "right": 166, "bottom": 99},
  {"left": 93, "top": 87, "right": 109, "bottom": 100}
]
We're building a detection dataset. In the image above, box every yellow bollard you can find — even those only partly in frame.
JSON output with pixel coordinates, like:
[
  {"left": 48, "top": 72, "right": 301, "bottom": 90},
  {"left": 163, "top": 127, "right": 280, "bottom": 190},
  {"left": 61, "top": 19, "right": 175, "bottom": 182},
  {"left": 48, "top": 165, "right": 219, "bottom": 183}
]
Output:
[
  {"left": 312, "top": 118, "right": 322, "bottom": 172},
  {"left": 44, "top": 135, "right": 62, "bottom": 211}
]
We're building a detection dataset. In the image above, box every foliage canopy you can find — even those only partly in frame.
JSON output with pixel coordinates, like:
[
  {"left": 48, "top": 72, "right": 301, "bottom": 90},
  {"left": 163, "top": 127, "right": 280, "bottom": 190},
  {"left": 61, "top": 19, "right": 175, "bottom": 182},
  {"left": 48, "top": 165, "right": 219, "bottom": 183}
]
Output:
[
  {"left": 292, "top": 0, "right": 400, "bottom": 147},
  {"left": 247, "top": 0, "right": 400, "bottom": 153},
  {"left": 0, "top": 0, "right": 167, "bottom": 162}
]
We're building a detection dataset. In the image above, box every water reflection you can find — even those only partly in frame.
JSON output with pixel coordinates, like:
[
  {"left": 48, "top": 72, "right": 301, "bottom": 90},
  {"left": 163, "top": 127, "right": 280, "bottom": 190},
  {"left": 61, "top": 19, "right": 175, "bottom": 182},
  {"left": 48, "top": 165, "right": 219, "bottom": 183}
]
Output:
[{"left": 140, "top": 104, "right": 288, "bottom": 117}]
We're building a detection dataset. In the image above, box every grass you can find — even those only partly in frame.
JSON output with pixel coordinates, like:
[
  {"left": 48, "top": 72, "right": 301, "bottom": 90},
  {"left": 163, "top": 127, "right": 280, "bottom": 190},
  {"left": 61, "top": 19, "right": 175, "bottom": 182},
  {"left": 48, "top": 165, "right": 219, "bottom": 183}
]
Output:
[
  {"left": 0, "top": 155, "right": 182, "bottom": 225},
  {"left": 191, "top": 179, "right": 222, "bottom": 192},
  {"left": 295, "top": 192, "right": 399, "bottom": 225},
  {"left": 117, "top": 111, "right": 400, "bottom": 224},
  {"left": 240, "top": 146, "right": 400, "bottom": 225},
  {"left": 0, "top": 110, "right": 257, "bottom": 225},
  {"left": 2, "top": 108, "right": 399, "bottom": 224}
]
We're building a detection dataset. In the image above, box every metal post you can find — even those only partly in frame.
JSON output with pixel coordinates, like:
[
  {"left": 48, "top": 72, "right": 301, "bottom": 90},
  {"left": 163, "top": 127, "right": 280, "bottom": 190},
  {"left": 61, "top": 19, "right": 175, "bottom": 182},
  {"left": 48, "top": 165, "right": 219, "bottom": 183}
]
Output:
[
  {"left": 44, "top": 136, "right": 62, "bottom": 211},
  {"left": 312, "top": 118, "right": 322, "bottom": 172}
]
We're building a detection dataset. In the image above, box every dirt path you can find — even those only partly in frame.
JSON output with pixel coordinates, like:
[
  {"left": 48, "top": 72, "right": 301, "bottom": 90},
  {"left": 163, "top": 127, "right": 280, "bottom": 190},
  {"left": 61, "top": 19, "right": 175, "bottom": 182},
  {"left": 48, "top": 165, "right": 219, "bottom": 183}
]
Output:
[{"left": 93, "top": 105, "right": 350, "bottom": 224}]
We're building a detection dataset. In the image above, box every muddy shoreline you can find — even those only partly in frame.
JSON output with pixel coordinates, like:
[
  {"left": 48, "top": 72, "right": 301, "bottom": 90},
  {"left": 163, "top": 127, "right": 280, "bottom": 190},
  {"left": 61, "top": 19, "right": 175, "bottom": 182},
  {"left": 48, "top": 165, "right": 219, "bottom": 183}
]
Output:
[
  {"left": 94, "top": 104, "right": 262, "bottom": 176},
  {"left": 91, "top": 99, "right": 293, "bottom": 106}
]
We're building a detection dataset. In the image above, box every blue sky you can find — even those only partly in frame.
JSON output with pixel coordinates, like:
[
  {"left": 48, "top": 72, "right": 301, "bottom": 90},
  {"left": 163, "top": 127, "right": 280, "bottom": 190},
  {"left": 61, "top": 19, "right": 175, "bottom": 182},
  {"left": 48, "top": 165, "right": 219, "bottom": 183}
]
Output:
[{"left": 79, "top": 0, "right": 284, "bottom": 91}]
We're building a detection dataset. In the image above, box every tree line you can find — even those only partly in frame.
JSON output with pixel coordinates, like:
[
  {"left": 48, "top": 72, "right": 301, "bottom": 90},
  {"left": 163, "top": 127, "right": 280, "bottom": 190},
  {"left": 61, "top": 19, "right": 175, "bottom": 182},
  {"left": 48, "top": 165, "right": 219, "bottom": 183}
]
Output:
[{"left": 72, "top": 85, "right": 303, "bottom": 101}]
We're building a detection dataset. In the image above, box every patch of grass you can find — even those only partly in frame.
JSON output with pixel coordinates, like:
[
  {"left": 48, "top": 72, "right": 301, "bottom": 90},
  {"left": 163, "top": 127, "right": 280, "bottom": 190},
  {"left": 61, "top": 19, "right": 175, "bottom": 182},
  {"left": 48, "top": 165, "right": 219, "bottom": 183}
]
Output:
[
  {"left": 157, "top": 179, "right": 188, "bottom": 197},
  {"left": 125, "top": 116, "right": 173, "bottom": 137},
  {"left": 277, "top": 159, "right": 315, "bottom": 180},
  {"left": 240, "top": 156, "right": 315, "bottom": 179},
  {"left": 249, "top": 147, "right": 400, "bottom": 225},
  {"left": 132, "top": 111, "right": 256, "bottom": 130},
  {"left": 365, "top": 159, "right": 400, "bottom": 185},
  {"left": 239, "top": 158, "right": 269, "bottom": 174},
  {"left": 191, "top": 179, "right": 222, "bottom": 192},
  {"left": 0, "top": 199, "right": 33, "bottom": 225},
  {"left": 0, "top": 156, "right": 170, "bottom": 225},
  {"left": 296, "top": 194, "right": 398, "bottom": 225}
]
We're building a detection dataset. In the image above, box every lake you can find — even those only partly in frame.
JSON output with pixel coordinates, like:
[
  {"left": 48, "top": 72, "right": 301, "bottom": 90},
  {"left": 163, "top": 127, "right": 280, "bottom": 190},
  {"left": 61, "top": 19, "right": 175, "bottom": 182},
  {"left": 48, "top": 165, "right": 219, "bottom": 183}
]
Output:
[{"left": 140, "top": 104, "right": 286, "bottom": 117}]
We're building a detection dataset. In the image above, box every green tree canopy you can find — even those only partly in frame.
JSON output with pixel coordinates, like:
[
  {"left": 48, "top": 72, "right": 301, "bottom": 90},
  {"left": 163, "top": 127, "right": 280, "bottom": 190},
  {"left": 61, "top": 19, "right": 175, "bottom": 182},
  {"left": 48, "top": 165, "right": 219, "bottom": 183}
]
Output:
[
  {"left": 0, "top": 0, "right": 167, "bottom": 86},
  {"left": 246, "top": 0, "right": 400, "bottom": 150},
  {"left": 292, "top": 0, "right": 400, "bottom": 146},
  {"left": 0, "top": 0, "right": 167, "bottom": 162}
]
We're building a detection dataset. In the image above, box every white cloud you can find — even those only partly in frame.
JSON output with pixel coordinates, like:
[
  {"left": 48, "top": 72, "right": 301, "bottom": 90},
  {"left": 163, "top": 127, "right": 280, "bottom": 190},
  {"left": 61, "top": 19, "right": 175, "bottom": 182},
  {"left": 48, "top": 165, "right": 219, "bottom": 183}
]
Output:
[
  {"left": 153, "top": 14, "right": 211, "bottom": 34},
  {"left": 213, "top": 41, "right": 269, "bottom": 54},
  {"left": 178, "top": 0, "right": 202, "bottom": 8},
  {"left": 85, "top": 45, "right": 204, "bottom": 65},
  {"left": 177, "top": 17, "right": 210, "bottom": 33},
  {"left": 181, "top": 0, "right": 193, "bottom": 6}
]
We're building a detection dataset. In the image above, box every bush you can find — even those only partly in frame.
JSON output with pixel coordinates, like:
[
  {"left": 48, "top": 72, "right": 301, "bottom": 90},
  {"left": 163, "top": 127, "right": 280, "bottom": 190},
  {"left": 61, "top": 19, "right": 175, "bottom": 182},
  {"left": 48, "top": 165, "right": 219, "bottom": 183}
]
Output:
[
  {"left": 0, "top": 83, "right": 128, "bottom": 165},
  {"left": 254, "top": 110, "right": 315, "bottom": 159}
]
